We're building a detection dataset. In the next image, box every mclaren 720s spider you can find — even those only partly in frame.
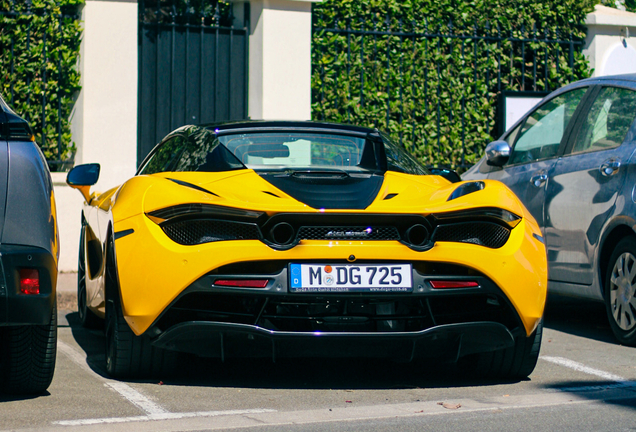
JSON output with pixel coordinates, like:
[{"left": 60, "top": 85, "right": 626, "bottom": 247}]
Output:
[{"left": 67, "top": 121, "right": 547, "bottom": 380}]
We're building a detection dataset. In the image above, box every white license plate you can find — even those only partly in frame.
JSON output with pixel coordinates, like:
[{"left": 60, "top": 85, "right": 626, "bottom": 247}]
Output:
[{"left": 289, "top": 264, "right": 412, "bottom": 293}]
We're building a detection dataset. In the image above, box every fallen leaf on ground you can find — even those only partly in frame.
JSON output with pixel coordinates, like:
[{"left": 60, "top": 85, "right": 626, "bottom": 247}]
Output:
[{"left": 438, "top": 402, "right": 461, "bottom": 409}]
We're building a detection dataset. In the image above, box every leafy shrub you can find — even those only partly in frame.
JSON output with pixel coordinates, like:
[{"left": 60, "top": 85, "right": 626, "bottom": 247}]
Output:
[
  {"left": 312, "top": 0, "right": 596, "bottom": 169},
  {"left": 0, "top": 0, "right": 82, "bottom": 171}
]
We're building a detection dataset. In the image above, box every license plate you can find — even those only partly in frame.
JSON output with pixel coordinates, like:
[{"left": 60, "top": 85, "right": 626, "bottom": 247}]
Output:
[{"left": 289, "top": 263, "right": 412, "bottom": 293}]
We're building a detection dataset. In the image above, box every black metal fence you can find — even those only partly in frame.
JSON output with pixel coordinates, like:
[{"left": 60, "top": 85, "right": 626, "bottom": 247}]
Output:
[
  {"left": 312, "top": 17, "right": 588, "bottom": 170},
  {"left": 138, "top": 0, "right": 249, "bottom": 164},
  {"left": 0, "top": 1, "right": 81, "bottom": 171}
]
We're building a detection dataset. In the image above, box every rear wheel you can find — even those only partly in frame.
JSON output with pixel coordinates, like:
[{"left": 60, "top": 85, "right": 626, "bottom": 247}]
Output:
[
  {"left": 604, "top": 237, "right": 636, "bottom": 346},
  {"left": 0, "top": 303, "right": 57, "bottom": 394},
  {"left": 78, "top": 223, "right": 102, "bottom": 328},
  {"left": 104, "top": 239, "right": 176, "bottom": 379},
  {"left": 461, "top": 319, "right": 543, "bottom": 380}
]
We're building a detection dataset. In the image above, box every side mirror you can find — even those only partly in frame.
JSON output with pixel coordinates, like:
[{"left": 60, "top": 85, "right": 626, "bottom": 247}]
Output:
[
  {"left": 428, "top": 166, "right": 461, "bottom": 183},
  {"left": 67, "top": 163, "right": 100, "bottom": 186},
  {"left": 66, "top": 163, "right": 100, "bottom": 203},
  {"left": 485, "top": 140, "right": 510, "bottom": 167}
]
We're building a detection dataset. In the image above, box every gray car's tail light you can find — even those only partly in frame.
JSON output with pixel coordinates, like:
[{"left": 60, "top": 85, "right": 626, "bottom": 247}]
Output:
[{"left": 19, "top": 268, "right": 40, "bottom": 295}]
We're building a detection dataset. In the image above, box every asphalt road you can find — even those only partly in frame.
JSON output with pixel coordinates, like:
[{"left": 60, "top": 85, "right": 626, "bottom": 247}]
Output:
[{"left": 0, "top": 274, "right": 635, "bottom": 432}]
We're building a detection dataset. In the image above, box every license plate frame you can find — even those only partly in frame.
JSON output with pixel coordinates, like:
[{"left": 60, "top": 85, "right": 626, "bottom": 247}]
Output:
[{"left": 289, "top": 263, "right": 413, "bottom": 293}]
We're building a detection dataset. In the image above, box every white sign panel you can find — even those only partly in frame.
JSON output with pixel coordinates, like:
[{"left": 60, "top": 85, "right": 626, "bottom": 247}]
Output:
[{"left": 505, "top": 96, "right": 543, "bottom": 131}]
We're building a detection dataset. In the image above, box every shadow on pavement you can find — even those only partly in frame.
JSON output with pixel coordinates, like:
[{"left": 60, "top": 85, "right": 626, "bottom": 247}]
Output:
[
  {"left": 64, "top": 312, "right": 526, "bottom": 390},
  {"left": 543, "top": 293, "right": 615, "bottom": 344},
  {"left": 542, "top": 380, "right": 636, "bottom": 412}
]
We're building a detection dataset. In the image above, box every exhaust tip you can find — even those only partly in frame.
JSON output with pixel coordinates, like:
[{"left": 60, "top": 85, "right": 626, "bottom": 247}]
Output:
[
  {"left": 405, "top": 224, "right": 430, "bottom": 247},
  {"left": 270, "top": 222, "right": 295, "bottom": 245}
]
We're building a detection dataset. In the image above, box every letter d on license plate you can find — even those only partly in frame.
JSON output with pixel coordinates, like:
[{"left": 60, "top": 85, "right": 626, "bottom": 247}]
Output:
[{"left": 289, "top": 263, "right": 412, "bottom": 293}]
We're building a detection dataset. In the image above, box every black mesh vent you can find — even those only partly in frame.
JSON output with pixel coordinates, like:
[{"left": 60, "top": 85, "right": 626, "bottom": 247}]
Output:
[
  {"left": 297, "top": 226, "right": 400, "bottom": 241},
  {"left": 432, "top": 222, "right": 510, "bottom": 248},
  {"left": 161, "top": 219, "right": 260, "bottom": 245}
]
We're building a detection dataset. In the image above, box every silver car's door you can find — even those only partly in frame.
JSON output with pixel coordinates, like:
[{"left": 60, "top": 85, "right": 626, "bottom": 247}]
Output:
[
  {"left": 545, "top": 86, "right": 636, "bottom": 286},
  {"left": 487, "top": 87, "right": 591, "bottom": 231}
]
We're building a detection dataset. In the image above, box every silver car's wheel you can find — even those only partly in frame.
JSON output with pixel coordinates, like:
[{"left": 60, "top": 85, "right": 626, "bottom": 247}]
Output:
[
  {"left": 605, "top": 238, "right": 636, "bottom": 346},
  {"left": 608, "top": 253, "right": 636, "bottom": 331}
]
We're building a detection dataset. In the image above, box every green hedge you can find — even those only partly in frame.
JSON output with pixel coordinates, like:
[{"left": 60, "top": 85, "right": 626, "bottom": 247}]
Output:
[
  {"left": 0, "top": 0, "right": 82, "bottom": 171},
  {"left": 312, "top": 1, "right": 597, "bottom": 169}
]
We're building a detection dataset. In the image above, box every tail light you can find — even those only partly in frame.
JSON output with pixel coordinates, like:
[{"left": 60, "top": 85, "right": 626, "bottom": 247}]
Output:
[
  {"left": 214, "top": 279, "right": 269, "bottom": 288},
  {"left": 19, "top": 269, "right": 40, "bottom": 294},
  {"left": 429, "top": 280, "right": 479, "bottom": 289}
]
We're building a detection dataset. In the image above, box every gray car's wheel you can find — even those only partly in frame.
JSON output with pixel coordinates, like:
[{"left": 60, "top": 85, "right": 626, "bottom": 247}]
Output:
[
  {"left": 104, "top": 239, "right": 176, "bottom": 379},
  {"left": 78, "top": 222, "right": 102, "bottom": 328},
  {"left": 0, "top": 302, "right": 57, "bottom": 394},
  {"left": 461, "top": 319, "right": 543, "bottom": 380},
  {"left": 604, "top": 237, "right": 636, "bottom": 346}
]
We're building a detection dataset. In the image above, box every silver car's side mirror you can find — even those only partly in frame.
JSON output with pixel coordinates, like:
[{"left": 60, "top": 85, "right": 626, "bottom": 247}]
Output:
[{"left": 485, "top": 140, "right": 511, "bottom": 167}]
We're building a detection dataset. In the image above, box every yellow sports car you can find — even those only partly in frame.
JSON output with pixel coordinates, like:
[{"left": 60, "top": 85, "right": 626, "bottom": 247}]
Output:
[{"left": 67, "top": 121, "right": 547, "bottom": 379}]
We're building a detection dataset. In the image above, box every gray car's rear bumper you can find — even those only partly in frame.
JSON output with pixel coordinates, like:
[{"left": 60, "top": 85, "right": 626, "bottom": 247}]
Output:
[{"left": 0, "top": 244, "right": 56, "bottom": 325}]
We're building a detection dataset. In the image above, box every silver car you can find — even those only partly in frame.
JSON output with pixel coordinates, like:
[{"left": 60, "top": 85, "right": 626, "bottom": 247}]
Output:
[
  {"left": 464, "top": 74, "right": 636, "bottom": 346},
  {"left": 0, "top": 94, "right": 59, "bottom": 393}
]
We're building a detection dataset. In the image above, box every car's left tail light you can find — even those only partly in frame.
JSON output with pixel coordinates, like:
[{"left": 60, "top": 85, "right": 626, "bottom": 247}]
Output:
[{"left": 19, "top": 268, "right": 40, "bottom": 295}]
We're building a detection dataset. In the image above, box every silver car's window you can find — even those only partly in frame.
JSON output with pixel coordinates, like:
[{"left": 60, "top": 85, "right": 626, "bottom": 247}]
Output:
[
  {"left": 508, "top": 88, "right": 587, "bottom": 165},
  {"left": 570, "top": 87, "right": 636, "bottom": 154}
]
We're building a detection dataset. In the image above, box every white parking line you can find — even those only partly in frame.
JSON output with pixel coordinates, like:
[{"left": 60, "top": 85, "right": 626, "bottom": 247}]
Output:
[
  {"left": 53, "top": 409, "right": 278, "bottom": 426},
  {"left": 58, "top": 341, "right": 167, "bottom": 415},
  {"left": 57, "top": 341, "right": 277, "bottom": 427},
  {"left": 540, "top": 355, "right": 636, "bottom": 392},
  {"left": 541, "top": 356, "right": 626, "bottom": 381}
]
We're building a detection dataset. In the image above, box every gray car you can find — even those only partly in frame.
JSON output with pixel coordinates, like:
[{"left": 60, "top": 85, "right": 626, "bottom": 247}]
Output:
[
  {"left": 0, "top": 94, "right": 58, "bottom": 393},
  {"left": 464, "top": 74, "right": 636, "bottom": 346}
]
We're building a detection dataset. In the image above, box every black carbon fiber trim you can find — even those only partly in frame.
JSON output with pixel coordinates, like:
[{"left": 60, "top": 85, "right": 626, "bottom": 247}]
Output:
[
  {"left": 432, "top": 221, "right": 510, "bottom": 249},
  {"left": 161, "top": 219, "right": 261, "bottom": 245}
]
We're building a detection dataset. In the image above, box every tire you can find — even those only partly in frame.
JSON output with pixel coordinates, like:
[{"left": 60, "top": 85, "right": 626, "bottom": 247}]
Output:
[
  {"left": 0, "top": 303, "right": 57, "bottom": 394},
  {"left": 461, "top": 319, "right": 543, "bottom": 380},
  {"left": 604, "top": 237, "right": 636, "bottom": 346},
  {"left": 104, "top": 239, "right": 176, "bottom": 379},
  {"left": 78, "top": 222, "right": 102, "bottom": 329}
]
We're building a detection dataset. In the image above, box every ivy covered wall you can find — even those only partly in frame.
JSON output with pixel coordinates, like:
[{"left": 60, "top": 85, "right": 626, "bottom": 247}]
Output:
[
  {"left": 0, "top": 0, "right": 82, "bottom": 171},
  {"left": 312, "top": 1, "right": 598, "bottom": 169}
]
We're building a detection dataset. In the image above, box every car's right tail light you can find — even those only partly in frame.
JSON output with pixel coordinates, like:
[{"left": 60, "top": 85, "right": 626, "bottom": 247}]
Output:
[{"left": 19, "top": 268, "right": 40, "bottom": 295}]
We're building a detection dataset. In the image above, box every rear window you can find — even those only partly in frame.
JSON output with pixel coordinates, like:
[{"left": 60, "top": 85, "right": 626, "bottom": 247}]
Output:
[{"left": 138, "top": 127, "right": 430, "bottom": 176}]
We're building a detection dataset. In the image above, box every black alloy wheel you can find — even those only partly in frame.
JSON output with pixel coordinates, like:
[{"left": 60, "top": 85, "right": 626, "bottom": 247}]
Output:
[{"left": 604, "top": 237, "right": 636, "bottom": 346}]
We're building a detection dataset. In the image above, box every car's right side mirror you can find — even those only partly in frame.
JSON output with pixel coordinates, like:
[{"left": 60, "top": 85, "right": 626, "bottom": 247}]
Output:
[
  {"left": 485, "top": 140, "right": 511, "bottom": 167},
  {"left": 66, "top": 163, "right": 100, "bottom": 203}
]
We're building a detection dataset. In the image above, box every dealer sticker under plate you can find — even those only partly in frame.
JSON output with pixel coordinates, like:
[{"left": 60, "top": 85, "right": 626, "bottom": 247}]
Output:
[{"left": 289, "top": 263, "right": 412, "bottom": 293}]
